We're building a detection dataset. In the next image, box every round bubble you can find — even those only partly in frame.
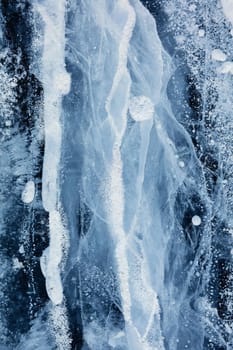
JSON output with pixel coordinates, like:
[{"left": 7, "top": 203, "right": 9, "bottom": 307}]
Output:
[
  {"left": 129, "top": 95, "right": 154, "bottom": 121},
  {"left": 192, "top": 215, "right": 201, "bottom": 226}
]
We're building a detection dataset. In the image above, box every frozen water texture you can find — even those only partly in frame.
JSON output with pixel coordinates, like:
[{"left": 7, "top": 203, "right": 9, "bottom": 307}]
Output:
[
  {"left": 1, "top": 0, "right": 233, "bottom": 349},
  {"left": 38, "top": 0, "right": 228, "bottom": 348},
  {"left": 33, "top": 0, "right": 71, "bottom": 348},
  {"left": 60, "top": 0, "right": 198, "bottom": 348}
]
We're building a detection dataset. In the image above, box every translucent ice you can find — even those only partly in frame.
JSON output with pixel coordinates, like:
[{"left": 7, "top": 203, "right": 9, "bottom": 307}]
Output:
[{"left": 2, "top": 0, "right": 232, "bottom": 349}]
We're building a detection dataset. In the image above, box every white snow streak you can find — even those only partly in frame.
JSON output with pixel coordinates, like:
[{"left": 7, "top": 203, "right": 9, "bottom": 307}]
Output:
[
  {"left": 37, "top": 0, "right": 71, "bottom": 212},
  {"left": 35, "top": 0, "right": 71, "bottom": 347},
  {"left": 36, "top": 0, "right": 70, "bottom": 304}
]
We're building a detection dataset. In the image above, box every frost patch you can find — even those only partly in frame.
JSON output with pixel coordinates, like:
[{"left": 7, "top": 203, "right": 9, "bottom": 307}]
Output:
[
  {"left": 21, "top": 180, "right": 35, "bottom": 204},
  {"left": 218, "top": 61, "right": 233, "bottom": 74},
  {"left": 211, "top": 49, "right": 227, "bottom": 62}
]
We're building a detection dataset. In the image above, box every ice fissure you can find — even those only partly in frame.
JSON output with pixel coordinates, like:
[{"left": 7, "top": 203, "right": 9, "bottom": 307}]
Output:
[{"left": 0, "top": 0, "right": 233, "bottom": 349}]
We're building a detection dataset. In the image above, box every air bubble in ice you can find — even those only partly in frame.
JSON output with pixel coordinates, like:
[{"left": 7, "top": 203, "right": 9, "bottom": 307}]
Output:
[
  {"left": 129, "top": 95, "right": 154, "bottom": 121},
  {"left": 178, "top": 160, "right": 185, "bottom": 168},
  {"left": 192, "top": 215, "right": 201, "bottom": 226}
]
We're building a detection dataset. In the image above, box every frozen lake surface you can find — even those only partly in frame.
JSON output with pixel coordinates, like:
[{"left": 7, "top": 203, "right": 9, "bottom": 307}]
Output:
[{"left": 0, "top": 0, "right": 232, "bottom": 349}]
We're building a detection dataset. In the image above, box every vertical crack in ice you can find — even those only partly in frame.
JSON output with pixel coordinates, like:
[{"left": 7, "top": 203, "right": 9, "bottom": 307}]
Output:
[
  {"left": 104, "top": 2, "right": 164, "bottom": 349},
  {"left": 105, "top": 0, "right": 136, "bottom": 138},
  {"left": 36, "top": 0, "right": 70, "bottom": 306},
  {"left": 105, "top": 0, "right": 136, "bottom": 326},
  {"left": 34, "top": 0, "right": 71, "bottom": 348}
]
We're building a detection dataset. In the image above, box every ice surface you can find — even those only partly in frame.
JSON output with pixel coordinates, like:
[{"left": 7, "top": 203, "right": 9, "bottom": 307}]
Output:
[
  {"left": 60, "top": 0, "right": 191, "bottom": 348},
  {"left": 34, "top": 0, "right": 70, "bottom": 304},
  {"left": 32, "top": 0, "right": 71, "bottom": 348},
  {"left": 36, "top": 0, "right": 71, "bottom": 212},
  {"left": 1, "top": 0, "right": 233, "bottom": 349}
]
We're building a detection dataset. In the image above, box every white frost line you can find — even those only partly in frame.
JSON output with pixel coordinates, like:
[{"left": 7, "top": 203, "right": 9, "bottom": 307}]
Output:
[
  {"left": 44, "top": 210, "right": 66, "bottom": 305},
  {"left": 36, "top": 0, "right": 71, "bottom": 212},
  {"left": 142, "top": 299, "right": 159, "bottom": 340},
  {"left": 40, "top": 211, "right": 69, "bottom": 305},
  {"left": 105, "top": 0, "right": 136, "bottom": 138},
  {"left": 35, "top": 0, "right": 70, "bottom": 309},
  {"left": 109, "top": 147, "right": 132, "bottom": 321},
  {"left": 105, "top": 0, "right": 136, "bottom": 325},
  {"left": 50, "top": 304, "right": 72, "bottom": 350},
  {"left": 141, "top": 259, "right": 161, "bottom": 341}
]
